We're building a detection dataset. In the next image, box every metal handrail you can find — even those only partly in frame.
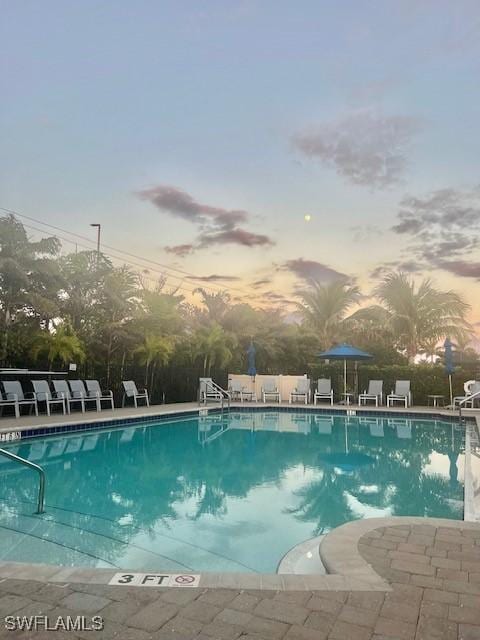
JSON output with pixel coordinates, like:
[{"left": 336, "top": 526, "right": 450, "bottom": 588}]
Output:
[
  {"left": 457, "top": 388, "right": 480, "bottom": 425},
  {"left": 200, "top": 380, "right": 231, "bottom": 409},
  {"left": 0, "top": 448, "right": 45, "bottom": 514}
]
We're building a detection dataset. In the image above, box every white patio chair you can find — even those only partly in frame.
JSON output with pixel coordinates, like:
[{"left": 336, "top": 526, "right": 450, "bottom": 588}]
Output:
[
  {"left": 85, "top": 380, "right": 114, "bottom": 410},
  {"left": 262, "top": 378, "right": 281, "bottom": 403},
  {"left": 122, "top": 380, "right": 149, "bottom": 408},
  {"left": 2, "top": 381, "right": 38, "bottom": 416},
  {"left": 69, "top": 380, "right": 99, "bottom": 411},
  {"left": 0, "top": 389, "right": 20, "bottom": 419},
  {"left": 359, "top": 380, "right": 383, "bottom": 407},
  {"left": 314, "top": 378, "right": 334, "bottom": 405},
  {"left": 32, "top": 380, "right": 66, "bottom": 416},
  {"left": 53, "top": 380, "right": 84, "bottom": 414},
  {"left": 229, "top": 379, "right": 256, "bottom": 402},
  {"left": 289, "top": 378, "right": 311, "bottom": 404},
  {"left": 387, "top": 380, "right": 412, "bottom": 408}
]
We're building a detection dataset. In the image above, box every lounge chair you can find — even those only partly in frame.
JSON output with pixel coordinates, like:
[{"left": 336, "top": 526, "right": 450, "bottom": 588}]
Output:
[
  {"left": 53, "top": 380, "right": 85, "bottom": 414},
  {"left": 290, "top": 378, "right": 311, "bottom": 404},
  {"left": 0, "top": 388, "right": 20, "bottom": 419},
  {"left": 229, "top": 379, "right": 256, "bottom": 402},
  {"left": 359, "top": 380, "right": 383, "bottom": 407},
  {"left": 32, "top": 380, "right": 66, "bottom": 416},
  {"left": 69, "top": 380, "right": 99, "bottom": 411},
  {"left": 2, "top": 381, "right": 38, "bottom": 416},
  {"left": 85, "top": 380, "right": 115, "bottom": 410},
  {"left": 122, "top": 380, "right": 149, "bottom": 408},
  {"left": 262, "top": 378, "right": 281, "bottom": 403},
  {"left": 387, "top": 380, "right": 411, "bottom": 408},
  {"left": 453, "top": 381, "right": 480, "bottom": 408},
  {"left": 314, "top": 378, "right": 334, "bottom": 405}
]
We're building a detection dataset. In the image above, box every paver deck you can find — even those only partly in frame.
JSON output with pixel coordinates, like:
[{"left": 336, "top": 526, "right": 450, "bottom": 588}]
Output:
[{"left": 1, "top": 522, "right": 479, "bottom": 638}]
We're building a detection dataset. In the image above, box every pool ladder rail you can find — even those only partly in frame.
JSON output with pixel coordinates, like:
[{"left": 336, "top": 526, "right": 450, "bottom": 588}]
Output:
[
  {"left": 457, "top": 388, "right": 480, "bottom": 425},
  {"left": 0, "top": 448, "right": 46, "bottom": 514},
  {"left": 199, "top": 379, "right": 231, "bottom": 411}
]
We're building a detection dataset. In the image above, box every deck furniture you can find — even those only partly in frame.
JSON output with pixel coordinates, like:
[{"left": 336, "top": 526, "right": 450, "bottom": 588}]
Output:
[
  {"left": 2, "top": 381, "right": 38, "bottom": 416},
  {"left": 453, "top": 381, "right": 480, "bottom": 408},
  {"left": 262, "top": 378, "right": 281, "bottom": 403},
  {"left": 229, "top": 379, "right": 256, "bottom": 402},
  {"left": 85, "top": 380, "right": 115, "bottom": 410},
  {"left": 122, "top": 381, "right": 149, "bottom": 408},
  {"left": 387, "top": 380, "right": 412, "bottom": 408},
  {"left": 359, "top": 380, "right": 383, "bottom": 407},
  {"left": 427, "top": 394, "right": 444, "bottom": 407},
  {"left": 0, "top": 390, "right": 19, "bottom": 418},
  {"left": 52, "top": 380, "right": 85, "bottom": 413},
  {"left": 32, "top": 380, "right": 66, "bottom": 416},
  {"left": 289, "top": 378, "right": 311, "bottom": 404},
  {"left": 314, "top": 378, "right": 334, "bottom": 405},
  {"left": 69, "top": 380, "right": 99, "bottom": 411}
]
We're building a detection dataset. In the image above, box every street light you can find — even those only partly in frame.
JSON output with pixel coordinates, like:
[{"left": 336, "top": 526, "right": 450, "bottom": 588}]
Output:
[{"left": 90, "top": 223, "right": 101, "bottom": 264}]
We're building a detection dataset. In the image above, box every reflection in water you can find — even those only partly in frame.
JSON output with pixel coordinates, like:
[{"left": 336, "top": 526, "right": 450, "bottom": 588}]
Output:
[{"left": 0, "top": 412, "right": 465, "bottom": 573}]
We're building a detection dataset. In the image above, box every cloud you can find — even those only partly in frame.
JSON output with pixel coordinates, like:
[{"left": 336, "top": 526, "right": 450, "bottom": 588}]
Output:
[
  {"left": 251, "top": 278, "right": 272, "bottom": 288},
  {"left": 391, "top": 186, "right": 480, "bottom": 278},
  {"left": 292, "top": 110, "right": 422, "bottom": 188},
  {"left": 192, "top": 273, "right": 241, "bottom": 282},
  {"left": 139, "top": 184, "right": 274, "bottom": 254},
  {"left": 164, "top": 244, "right": 194, "bottom": 257},
  {"left": 370, "top": 260, "right": 423, "bottom": 279},
  {"left": 282, "top": 258, "right": 348, "bottom": 284}
]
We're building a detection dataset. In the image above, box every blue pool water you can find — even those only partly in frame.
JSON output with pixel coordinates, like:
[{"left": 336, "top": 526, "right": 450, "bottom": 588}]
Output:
[{"left": 0, "top": 411, "right": 465, "bottom": 573}]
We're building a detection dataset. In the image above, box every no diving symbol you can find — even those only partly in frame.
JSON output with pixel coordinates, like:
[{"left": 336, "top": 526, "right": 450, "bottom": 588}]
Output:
[{"left": 174, "top": 575, "right": 195, "bottom": 584}]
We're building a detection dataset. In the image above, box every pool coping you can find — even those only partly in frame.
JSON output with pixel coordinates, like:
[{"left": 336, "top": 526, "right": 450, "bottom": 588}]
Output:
[{"left": 1, "top": 516, "right": 479, "bottom": 592}]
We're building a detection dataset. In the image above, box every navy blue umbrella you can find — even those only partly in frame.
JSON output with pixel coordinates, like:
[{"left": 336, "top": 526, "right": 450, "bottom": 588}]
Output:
[
  {"left": 317, "top": 343, "right": 373, "bottom": 396},
  {"left": 247, "top": 341, "right": 256, "bottom": 377},
  {"left": 444, "top": 338, "right": 455, "bottom": 406}
]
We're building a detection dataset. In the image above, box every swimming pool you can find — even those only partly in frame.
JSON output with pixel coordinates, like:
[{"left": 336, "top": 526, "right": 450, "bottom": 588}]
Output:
[{"left": 0, "top": 410, "right": 466, "bottom": 573}]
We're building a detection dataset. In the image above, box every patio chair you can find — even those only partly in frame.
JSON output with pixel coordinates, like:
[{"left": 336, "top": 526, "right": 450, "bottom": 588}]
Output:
[
  {"left": 122, "top": 380, "right": 149, "bottom": 408},
  {"left": 32, "top": 380, "right": 66, "bottom": 416},
  {"left": 453, "top": 381, "right": 480, "bottom": 409},
  {"left": 2, "top": 381, "right": 38, "bottom": 416},
  {"left": 229, "top": 379, "right": 256, "bottom": 402},
  {"left": 0, "top": 388, "right": 20, "bottom": 419},
  {"left": 387, "top": 380, "right": 412, "bottom": 408},
  {"left": 262, "top": 378, "right": 281, "bottom": 403},
  {"left": 85, "top": 380, "right": 115, "bottom": 411},
  {"left": 68, "top": 380, "right": 99, "bottom": 411},
  {"left": 359, "top": 380, "right": 383, "bottom": 407},
  {"left": 314, "top": 378, "right": 334, "bottom": 405},
  {"left": 53, "top": 379, "right": 85, "bottom": 414},
  {"left": 289, "top": 378, "right": 311, "bottom": 404}
]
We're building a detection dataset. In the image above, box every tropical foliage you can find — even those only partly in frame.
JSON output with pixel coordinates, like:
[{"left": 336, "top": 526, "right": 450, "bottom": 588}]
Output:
[{"left": 0, "top": 215, "right": 475, "bottom": 402}]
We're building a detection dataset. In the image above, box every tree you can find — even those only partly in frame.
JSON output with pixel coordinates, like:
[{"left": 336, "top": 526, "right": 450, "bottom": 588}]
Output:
[
  {"left": 193, "top": 323, "right": 237, "bottom": 376},
  {"left": 373, "top": 272, "right": 471, "bottom": 364},
  {"left": 31, "top": 324, "right": 85, "bottom": 368},
  {"left": 0, "top": 214, "right": 60, "bottom": 364},
  {"left": 134, "top": 333, "right": 174, "bottom": 390},
  {"left": 297, "top": 279, "right": 361, "bottom": 349},
  {"left": 193, "top": 289, "right": 230, "bottom": 324}
]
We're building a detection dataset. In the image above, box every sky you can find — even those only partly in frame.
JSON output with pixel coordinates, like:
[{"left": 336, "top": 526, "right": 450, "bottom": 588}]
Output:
[{"left": 1, "top": 0, "right": 480, "bottom": 326}]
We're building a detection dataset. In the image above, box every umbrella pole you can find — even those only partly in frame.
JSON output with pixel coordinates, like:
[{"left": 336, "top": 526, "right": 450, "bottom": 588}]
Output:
[
  {"left": 449, "top": 374, "right": 453, "bottom": 408},
  {"left": 344, "top": 359, "right": 347, "bottom": 397}
]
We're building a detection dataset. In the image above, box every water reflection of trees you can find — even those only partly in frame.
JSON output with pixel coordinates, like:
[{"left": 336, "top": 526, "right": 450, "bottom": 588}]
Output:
[{"left": 0, "top": 414, "right": 464, "bottom": 567}]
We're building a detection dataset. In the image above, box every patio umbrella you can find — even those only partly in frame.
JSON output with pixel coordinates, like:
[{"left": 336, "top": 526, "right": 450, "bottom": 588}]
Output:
[
  {"left": 317, "top": 343, "right": 373, "bottom": 397},
  {"left": 247, "top": 341, "right": 257, "bottom": 377},
  {"left": 444, "top": 338, "right": 455, "bottom": 407}
]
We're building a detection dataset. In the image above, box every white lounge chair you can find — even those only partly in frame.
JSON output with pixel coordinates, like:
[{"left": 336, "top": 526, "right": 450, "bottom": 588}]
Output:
[
  {"left": 290, "top": 378, "right": 311, "bottom": 404},
  {"left": 122, "top": 380, "right": 149, "bottom": 408},
  {"left": 32, "top": 380, "right": 66, "bottom": 416},
  {"left": 2, "top": 381, "right": 38, "bottom": 417},
  {"left": 0, "top": 389, "right": 20, "bottom": 419},
  {"left": 387, "top": 380, "right": 411, "bottom": 408},
  {"left": 85, "top": 380, "right": 114, "bottom": 410},
  {"left": 229, "top": 379, "right": 256, "bottom": 402},
  {"left": 359, "top": 380, "right": 383, "bottom": 407},
  {"left": 262, "top": 378, "right": 281, "bottom": 403},
  {"left": 453, "top": 381, "right": 480, "bottom": 408},
  {"left": 53, "top": 380, "right": 84, "bottom": 414},
  {"left": 69, "top": 380, "right": 99, "bottom": 411},
  {"left": 314, "top": 378, "right": 334, "bottom": 405}
]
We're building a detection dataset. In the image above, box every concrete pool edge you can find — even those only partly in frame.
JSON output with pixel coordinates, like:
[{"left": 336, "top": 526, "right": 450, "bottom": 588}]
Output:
[{"left": 2, "top": 516, "right": 479, "bottom": 592}]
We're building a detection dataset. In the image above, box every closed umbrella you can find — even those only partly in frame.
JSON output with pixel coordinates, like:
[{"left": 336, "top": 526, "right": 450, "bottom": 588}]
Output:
[
  {"left": 444, "top": 338, "right": 455, "bottom": 407},
  {"left": 317, "top": 343, "right": 373, "bottom": 398},
  {"left": 247, "top": 341, "right": 256, "bottom": 377}
]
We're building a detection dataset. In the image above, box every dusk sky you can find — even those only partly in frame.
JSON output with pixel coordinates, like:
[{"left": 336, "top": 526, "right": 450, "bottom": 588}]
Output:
[{"left": 1, "top": 1, "right": 480, "bottom": 324}]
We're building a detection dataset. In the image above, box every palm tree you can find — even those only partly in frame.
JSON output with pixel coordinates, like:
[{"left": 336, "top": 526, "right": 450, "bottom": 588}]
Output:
[
  {"left": 193, "top": 323, "right": 237, "bottom": 376},
  {"left": 134, "top": 333, "right": 174, "bottom": 388},
  {"left": 193, "top": 288, "right": 231, "bottom": 324},
  {"left": 297, "top": 279, "right": 361, "bottom": 349},
  {"left": 31, "top": 324, "right": 85, "bottom": 368},
  {"left": 374, "top": 272, "right": 471, "bottom": 364}
]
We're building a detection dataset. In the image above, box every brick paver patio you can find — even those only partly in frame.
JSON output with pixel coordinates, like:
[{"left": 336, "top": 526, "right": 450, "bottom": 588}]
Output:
[{"left": 0, "top": 523, "right": 479, "bottom": 639}]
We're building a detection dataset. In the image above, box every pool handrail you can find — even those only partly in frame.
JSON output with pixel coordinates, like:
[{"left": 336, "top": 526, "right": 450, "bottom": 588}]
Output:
[
  {"left": 0, "top": 447, "right": 45, "bottom": 514},
  {"left": 457, "top": 387, "right": 480, "bottom": 424}
]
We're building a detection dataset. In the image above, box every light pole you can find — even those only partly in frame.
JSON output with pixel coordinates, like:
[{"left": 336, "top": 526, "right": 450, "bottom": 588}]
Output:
[{"left": 90, "top": 223, "right": 101, "bottom": 265}]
